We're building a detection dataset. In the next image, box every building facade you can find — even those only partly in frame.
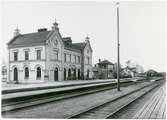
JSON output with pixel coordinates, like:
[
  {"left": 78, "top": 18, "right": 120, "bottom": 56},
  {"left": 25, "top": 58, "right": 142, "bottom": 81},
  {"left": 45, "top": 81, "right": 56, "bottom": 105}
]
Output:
[
  {"left": 8, "top": 20, "right": 93, "bottom": 83},
  {"left": 92, "top": 59, "right": 114, "bottom": 79}
]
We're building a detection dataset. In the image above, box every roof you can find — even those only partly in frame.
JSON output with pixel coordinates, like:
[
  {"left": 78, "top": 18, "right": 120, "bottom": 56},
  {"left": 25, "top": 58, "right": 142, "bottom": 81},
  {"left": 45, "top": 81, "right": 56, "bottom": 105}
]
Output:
[
  {"left": 8, "top": 31, "right": 50, "bottom": 46},
  {"left": 145, "top": 69, "right": 157, "bottom": 73},
  {"left": 98, "top": 60, "right": 114, "bottom": 65},
  {"left": 62, "top": 37, "right": 87, "bottom": 51},
  {"left": 8, "top": 31, "right": 88, "bottom": 52}
]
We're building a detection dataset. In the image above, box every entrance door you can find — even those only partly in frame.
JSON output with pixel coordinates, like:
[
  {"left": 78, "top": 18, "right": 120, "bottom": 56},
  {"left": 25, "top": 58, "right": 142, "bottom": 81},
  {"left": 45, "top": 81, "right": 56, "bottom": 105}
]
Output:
[
  {"left": 54, "top": 68, "right": 58, "bottom": 81},
  {"left": 78, "top": 69, "right": 80, "bottom": 80},
  {"left": 73, "top": 69, "right": 76, "bottom": 80},
  {"left": 14, "top": 67, "right": 18, "bottom": 82},
  {"left": 64, "top": 68, "right": 66, "bottom": 80},
  {"left": 87, "top": 69, "right": 89, "bottom": 79},
  {"left": 68, "top": 69, "right": 71, "bottom": 80}
]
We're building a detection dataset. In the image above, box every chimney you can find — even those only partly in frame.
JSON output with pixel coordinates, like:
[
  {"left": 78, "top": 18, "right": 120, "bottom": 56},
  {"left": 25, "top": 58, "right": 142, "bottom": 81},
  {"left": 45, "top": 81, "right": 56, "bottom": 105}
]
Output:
[
  {"left": 52, "top": 18, "right": 59, "bottom": 31},
  {"left": 38, "top": 28, "right": 47, "bottom": 32},
  {"left": 14, "top": 27, "right": 20, "bottom": 37},
  {"left": 63, "top": 37, "right": 72, "bottom": 45},
  {"left": 99, "top": 59, "right": 101, "bottom": 63}
]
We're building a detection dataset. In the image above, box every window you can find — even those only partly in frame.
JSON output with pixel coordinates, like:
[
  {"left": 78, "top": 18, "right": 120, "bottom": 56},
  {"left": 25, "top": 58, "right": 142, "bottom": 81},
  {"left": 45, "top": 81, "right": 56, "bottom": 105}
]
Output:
[
  {"left": 74, "top": 55, "right": 76, "bottom": 63},
  {"left": 36, "top": 50, "right": 41, "bottom": 60},
  {"left": 37, "top": 67, "right": 41, "bottom": 78},
  {"left": 64, "top": 53, "right": 66, "bottom": 62},
  {"left": 87, "top": 57, "right": 90, "bottom": 64},
  {"left": 25, "top": 67, "right": 29, "bottom": 78},
  {"left": 25, "top": 51, "right": 29, "bottom": 60},
  {"left": 54, "top": 51, "right": 58, "bottom": 60},
  {"left": 78, "top": 56, "right": 80, "bottom": 64},
  {"left": 87, "top": 49, "right": 89, "bottom": 54},
  {"left": 14, "top": 52, "right": 18, "bottom": 61},
  {"left": 69, "top": 54, "right": 71, "bottom": 62}
]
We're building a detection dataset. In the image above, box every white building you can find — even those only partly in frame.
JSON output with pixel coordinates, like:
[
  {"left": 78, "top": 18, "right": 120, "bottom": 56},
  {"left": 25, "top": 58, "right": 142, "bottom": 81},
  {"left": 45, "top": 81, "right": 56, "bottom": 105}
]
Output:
[{"left": 7, "top": 20, "right": 93, "bottom": 83}]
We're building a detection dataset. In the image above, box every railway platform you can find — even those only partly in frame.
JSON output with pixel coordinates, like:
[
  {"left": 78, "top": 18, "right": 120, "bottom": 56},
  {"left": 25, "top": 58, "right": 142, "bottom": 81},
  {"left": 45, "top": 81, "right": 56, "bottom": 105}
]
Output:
[
  {"left": 2, "top": 78, "right": 165, "bottom": 118},
  {"left": 2, "top": 77, "right": 148, "bottom": 112},
  {"left": 133, "top": 83, "right": 166, "bottom": 119},
  {"left": 2, "top": 77, "right": 144, "bottom": 94},
  {"left": 2, "top": 79, "right": 114, "bottom": 93}
]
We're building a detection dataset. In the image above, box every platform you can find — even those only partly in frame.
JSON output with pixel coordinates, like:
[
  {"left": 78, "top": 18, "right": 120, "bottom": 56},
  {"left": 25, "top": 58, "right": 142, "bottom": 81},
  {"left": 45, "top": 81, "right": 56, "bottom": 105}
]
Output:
[
  {"left": 2, "top": 79, "right": 115, "bottom": 93},
  {"left": 133, "top": 83, "right": 166, "bottom": 119},
  {"left": 2, "top": 77, "right": 145, "bottom": 94}
]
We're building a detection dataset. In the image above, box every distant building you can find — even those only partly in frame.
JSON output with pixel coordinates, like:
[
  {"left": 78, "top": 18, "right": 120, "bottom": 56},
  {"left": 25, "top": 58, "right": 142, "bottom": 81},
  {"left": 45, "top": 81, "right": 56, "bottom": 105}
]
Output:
[
  {"left": 92, "top": 59, "right": 114, "bottom": 79},
  {"left": 7, "top": 19, "right": 93, "bottom": 83},
  {"left": 122, "top": 67, "right": 137, "bottom": 77},
  {"left": 145, "top": 69, "right": 158, "bottom": 77}
]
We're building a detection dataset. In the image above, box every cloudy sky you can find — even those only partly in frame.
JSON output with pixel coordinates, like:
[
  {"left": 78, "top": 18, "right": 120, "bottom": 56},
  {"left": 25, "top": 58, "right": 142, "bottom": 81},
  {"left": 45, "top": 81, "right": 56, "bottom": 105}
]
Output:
[{"left": 1, "top": 1, "right": 166, "bottom": 72}]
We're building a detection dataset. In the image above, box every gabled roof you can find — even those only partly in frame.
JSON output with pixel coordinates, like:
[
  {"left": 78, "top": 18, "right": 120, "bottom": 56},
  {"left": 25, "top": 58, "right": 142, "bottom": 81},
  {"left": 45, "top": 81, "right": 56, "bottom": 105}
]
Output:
[
  {"left": 8, "top": 31, "right": 50, "bottom": 46},
  {"left": 72, "top": 43, "right": 87, "bottom": 49},
  {"left": 98, "top": 60, "right": 114, "bottom": 65},
  {"left": 8, "top": 30, "right": 90, "bottom": 52}
]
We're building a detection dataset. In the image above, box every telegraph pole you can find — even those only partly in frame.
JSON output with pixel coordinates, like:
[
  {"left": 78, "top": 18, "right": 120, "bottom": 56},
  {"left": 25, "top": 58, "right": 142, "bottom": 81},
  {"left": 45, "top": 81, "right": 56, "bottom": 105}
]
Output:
[{"left": 116, "top": 2, "right": 120, "bottom": 91}]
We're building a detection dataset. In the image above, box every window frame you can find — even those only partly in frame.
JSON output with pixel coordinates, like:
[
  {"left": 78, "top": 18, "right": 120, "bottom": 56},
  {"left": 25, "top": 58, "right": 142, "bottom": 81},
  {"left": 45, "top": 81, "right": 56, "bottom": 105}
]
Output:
[
  {"left": 25, "top": 51, "right": 29, "bottom": 60},
  {"left": 25, "top": 67, "right": 29, "bottom": 79},
  {"left": 78, "top": 56, "right": 80, "bottom": 64},
  {"left": 14, "top": 52, "right": 18, "bottom": 61},
  {"left": 36, "top": 67, "right": 41, "bottom": 79},
  {"left": 64, "top": 53, "right": 67, "bottom": 62},
  {"left": 36, "top": 50, "right": 41, "bottom": 60},
  {"left": 69, "top": 54, "right": 71, "bottom": 62}
]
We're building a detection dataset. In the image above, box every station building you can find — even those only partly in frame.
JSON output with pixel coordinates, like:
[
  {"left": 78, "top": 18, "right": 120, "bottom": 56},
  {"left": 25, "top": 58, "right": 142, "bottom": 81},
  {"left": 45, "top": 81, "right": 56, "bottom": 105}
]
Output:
[
  {"left": 92, "top": 59, "right": 114, "bottom": 79},
  {"left": 7, "top": 20, "right": 93, "bottom": 83}
]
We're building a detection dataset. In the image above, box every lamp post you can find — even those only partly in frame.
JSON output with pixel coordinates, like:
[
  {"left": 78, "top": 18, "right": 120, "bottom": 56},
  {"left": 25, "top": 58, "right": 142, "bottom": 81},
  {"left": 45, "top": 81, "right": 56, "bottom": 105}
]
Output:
[{"left": 116, "top": 2, "right": 120, "bottom": 91}]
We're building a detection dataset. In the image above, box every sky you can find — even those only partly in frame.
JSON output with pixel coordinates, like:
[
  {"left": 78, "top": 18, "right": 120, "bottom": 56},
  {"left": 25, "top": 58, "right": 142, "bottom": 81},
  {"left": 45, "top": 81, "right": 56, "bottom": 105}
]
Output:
[{"left": 1, "top": 1, "right": 166, "bottom": 72}]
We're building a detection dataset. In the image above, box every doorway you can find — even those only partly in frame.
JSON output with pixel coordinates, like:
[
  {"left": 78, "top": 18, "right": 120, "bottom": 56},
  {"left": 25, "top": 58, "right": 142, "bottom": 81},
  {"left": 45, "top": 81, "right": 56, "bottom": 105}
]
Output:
[
  {"left": 78, "top": 69, "right": 81, "bottom": 80},
  {"left": 14, "top": 67, "right": 18, "bottom": 82},
  {"left": 54, "top": 68, "right": 58, "bottom": 81},
  {"left": 64, "top": 68, "right": 66, "bottom": 80}
]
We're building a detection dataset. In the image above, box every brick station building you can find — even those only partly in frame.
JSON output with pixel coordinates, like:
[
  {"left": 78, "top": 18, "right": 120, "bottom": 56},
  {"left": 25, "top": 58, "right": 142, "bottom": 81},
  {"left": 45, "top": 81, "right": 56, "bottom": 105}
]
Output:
[{"left": 7, "top": 19, "right": 93, "bottom": 83}]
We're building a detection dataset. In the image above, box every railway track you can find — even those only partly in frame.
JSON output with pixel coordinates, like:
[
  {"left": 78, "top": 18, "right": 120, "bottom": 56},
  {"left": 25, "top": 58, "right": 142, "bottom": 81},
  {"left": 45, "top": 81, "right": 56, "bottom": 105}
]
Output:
[
  {"left": 2, "top": 80, "right": 136, "bottom": 112},
  {"left": 67, "top": 79, "right": 165, "bottom": 119}
]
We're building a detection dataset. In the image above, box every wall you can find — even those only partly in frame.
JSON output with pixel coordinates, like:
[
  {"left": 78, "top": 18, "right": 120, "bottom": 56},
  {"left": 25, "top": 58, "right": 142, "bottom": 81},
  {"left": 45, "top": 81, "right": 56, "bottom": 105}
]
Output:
[
  {"left": 9, "top": 45, "right": 46, "bottom": 83},
  {"left": 83, "top": 43, "right": 93, "bottom": 79}
]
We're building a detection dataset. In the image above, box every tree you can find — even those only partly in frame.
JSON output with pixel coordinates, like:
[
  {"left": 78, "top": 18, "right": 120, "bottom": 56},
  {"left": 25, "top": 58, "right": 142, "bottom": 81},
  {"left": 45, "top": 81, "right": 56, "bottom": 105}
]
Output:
[{"left": 113, "top": 63, "right": 123, "bottom": 78}]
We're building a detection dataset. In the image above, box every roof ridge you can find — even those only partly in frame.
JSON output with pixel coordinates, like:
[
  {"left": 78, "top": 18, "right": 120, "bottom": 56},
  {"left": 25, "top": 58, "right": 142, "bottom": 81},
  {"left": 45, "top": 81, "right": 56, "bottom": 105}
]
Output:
[{"left": 18, "top": 30, "right": 51, "bottom": 36}]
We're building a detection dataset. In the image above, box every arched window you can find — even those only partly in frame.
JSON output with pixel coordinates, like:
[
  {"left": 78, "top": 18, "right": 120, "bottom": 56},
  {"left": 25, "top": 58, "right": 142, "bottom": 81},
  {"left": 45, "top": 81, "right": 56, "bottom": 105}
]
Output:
[
  {"left": 73, "top": 69, "right": 76, "bottom": 80},
  {"left": 25, "top": 67, "right": 29, "bottom": 78},
  {"left": 68, "top": 69, "right": 71, "bottom": 78},
  {"left": 78, "top": 69, "right": 81, "bottom": 80},
  {"left": 64, "top": 68, "right": 66, "bottom": 80},
  {"left": 37, "top": 67, "right": 41, "bottom": 79},
  {"left": 14, "top": 67, "right": 18, "bottom": 82}
]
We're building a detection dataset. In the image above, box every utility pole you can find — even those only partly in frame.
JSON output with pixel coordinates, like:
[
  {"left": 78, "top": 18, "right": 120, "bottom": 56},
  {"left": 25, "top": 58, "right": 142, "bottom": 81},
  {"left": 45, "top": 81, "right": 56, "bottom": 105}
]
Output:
[{"left": 116, "top": 2, "right": 120, "bottom": 91}]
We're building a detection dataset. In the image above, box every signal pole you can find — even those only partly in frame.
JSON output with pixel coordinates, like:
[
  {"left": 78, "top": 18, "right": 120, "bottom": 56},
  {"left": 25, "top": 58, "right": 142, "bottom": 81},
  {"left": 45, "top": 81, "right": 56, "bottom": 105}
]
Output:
[{"left": 116, "top": 2, "right": 120, "bottom": 91}]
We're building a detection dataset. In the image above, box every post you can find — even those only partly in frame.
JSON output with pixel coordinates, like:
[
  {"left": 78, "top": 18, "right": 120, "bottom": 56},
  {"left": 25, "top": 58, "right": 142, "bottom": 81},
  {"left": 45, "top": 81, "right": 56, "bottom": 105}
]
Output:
[{"left": 116, "top": 2, "right": 120, "bottom": 91}]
